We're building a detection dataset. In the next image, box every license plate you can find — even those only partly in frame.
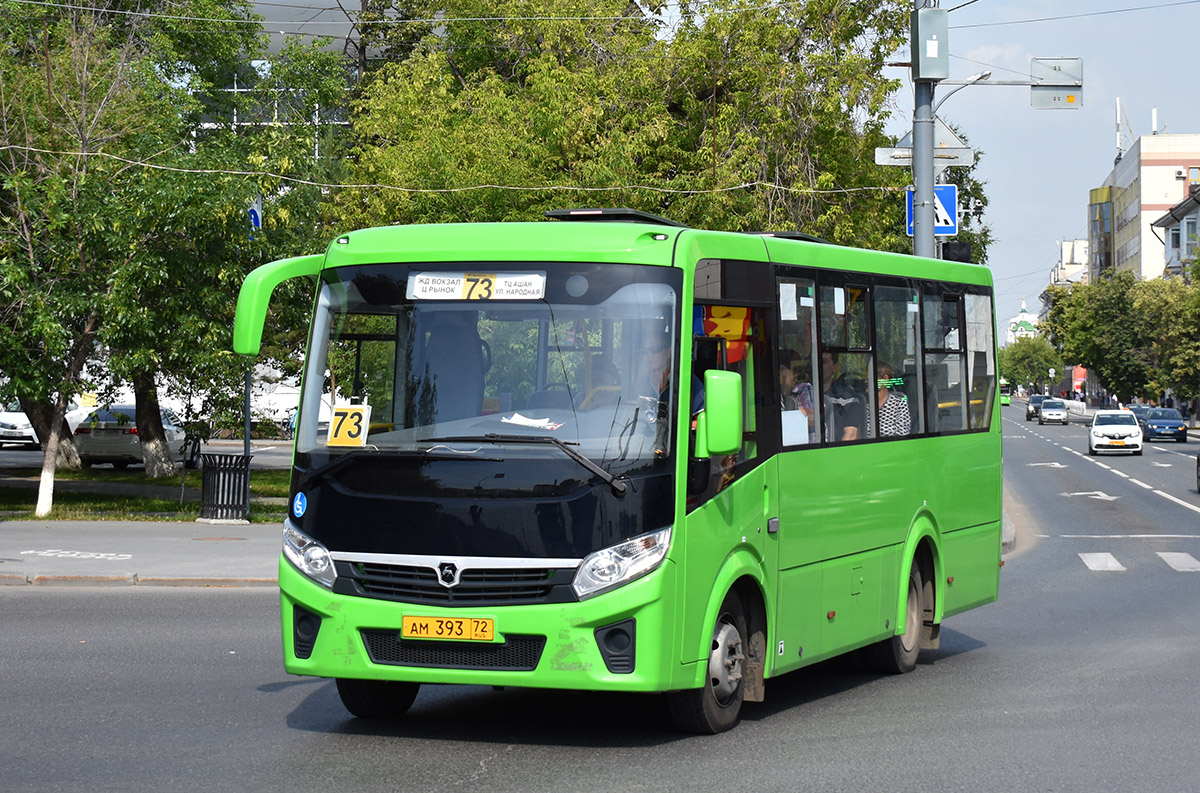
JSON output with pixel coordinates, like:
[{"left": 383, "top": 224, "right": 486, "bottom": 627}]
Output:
[
  {"left": 402, "top": 615, "right": 494, "bottom": 642},
  {"left": 1111, "top": 440, "right": 1125, "bottom": 446}
]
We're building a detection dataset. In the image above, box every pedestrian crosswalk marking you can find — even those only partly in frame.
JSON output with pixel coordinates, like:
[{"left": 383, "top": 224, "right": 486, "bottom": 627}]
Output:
[
  {"left": 1079, "top": 552, "right": 1125, "bottom": 571},
  {"left": 1074, "top": 551, "right": 1200, "bottom": 572},
  {"left": 1157, "top": 552, "right": 1200, "bottom": 572}
]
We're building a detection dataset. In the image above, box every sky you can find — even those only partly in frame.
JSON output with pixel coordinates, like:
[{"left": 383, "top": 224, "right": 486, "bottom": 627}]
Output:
[{"left": 885, "top": 0, "right": 1200, "bottom": 335}]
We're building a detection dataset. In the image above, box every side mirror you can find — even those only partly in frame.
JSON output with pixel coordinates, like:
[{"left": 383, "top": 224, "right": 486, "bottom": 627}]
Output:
[
  {"left": 701, "top": 370, "right": 743, "bottom": 455},
  {"left": 233, "top": 254, "right": 323, "bottom": 355}
]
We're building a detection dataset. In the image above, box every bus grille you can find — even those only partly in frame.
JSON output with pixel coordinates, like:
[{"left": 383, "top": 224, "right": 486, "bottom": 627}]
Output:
[
  {"left": 340, "top": 562, "right": 575, "bottom": 606},
  {"left": 361, "top": 630, "right": 546, "bottom": 671}
]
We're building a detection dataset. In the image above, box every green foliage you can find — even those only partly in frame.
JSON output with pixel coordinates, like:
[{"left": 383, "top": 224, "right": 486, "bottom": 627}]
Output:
[
  {"left": 0, "top": 0, "right": 347, "bottom": 504},
  {"left": 1040, "top": 272, "right": 1200, "bottom": 402},
  {"left": 1001, "top": 336, "right": 1062, "bottom": 392},
  {"left": 328, "top": 0, "right": 917, "bottom": 253}
]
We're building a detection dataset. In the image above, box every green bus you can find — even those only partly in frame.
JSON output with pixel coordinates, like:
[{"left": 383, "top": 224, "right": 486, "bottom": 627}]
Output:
[{"left": 233, "top": 208, "right": 1002, "bottom": 733}]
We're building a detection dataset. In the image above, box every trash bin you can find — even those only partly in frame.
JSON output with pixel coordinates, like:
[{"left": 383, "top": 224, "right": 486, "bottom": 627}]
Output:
[{"left": 198, "top": 453, "right": 253, "bottom": 523}]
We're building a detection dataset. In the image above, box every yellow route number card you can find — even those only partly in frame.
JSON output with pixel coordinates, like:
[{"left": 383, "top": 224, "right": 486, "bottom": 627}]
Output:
[{"left": 327, "top": 405, "right": 372, "bottom": 447}]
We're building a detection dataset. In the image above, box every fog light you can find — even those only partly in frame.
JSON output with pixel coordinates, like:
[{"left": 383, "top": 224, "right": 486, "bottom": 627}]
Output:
[{"left": 595, "top": 619, "right": 636, "bottom": 674}]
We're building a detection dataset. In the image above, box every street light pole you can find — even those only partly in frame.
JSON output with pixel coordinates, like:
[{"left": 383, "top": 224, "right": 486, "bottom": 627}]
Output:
[
  {"left": 913, "top": 79, "right": 936, "bottom": 259},
  {"left": 909, "top": 1, "right": 947, "bottom": 260}
]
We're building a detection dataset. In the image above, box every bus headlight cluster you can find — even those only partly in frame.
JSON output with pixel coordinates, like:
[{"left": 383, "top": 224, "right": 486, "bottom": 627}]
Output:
[
  {"left": 283, "top": 522, "right": 336, "bottom": 588},
  {"left": 572, "top": 528, "right": 671, "bottom": 600}
]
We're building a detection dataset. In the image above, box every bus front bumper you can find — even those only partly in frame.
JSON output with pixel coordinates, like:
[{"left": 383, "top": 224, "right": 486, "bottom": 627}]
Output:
[{"left": 278, "top": 556, "right": 683, "bottom": 693}]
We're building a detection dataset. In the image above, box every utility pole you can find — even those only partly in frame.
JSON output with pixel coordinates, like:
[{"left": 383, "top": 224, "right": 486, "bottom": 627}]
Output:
[{"left": 910, "top": 2, "right": 948, "bottom": 260}]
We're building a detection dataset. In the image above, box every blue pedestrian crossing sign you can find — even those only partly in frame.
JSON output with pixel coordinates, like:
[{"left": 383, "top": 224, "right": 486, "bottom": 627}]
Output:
[{"left": 906, "top": 184, "right": 958, "bottom": 236}]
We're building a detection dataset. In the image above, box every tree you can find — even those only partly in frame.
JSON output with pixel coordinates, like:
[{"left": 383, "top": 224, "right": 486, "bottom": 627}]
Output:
[
  {"left": 1130, "top": 276, "right": 1200, "bottom": 401},
  {"left": 1002, "top": 336, "right": 1062, "bottom": 394},
  {"left": 329, "top": 0, "right": 918, "bottom": 253},
  {"left": 0, "top": 1, "right": 345, "bottom": 505},
  {"left": 1040, "top": 273, "right": 1153, "bottom": 403}
]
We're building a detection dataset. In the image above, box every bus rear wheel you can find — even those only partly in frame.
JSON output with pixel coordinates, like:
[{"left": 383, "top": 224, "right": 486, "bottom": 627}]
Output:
[
  {"left": 865, "top": 563, "right": 924, "bottom": 674},
  {"left": 667, "top": 591, "right": 747, "bottom": 734},
  {"left": 335, "top": 678, "right": 420, "bottom": 719}
]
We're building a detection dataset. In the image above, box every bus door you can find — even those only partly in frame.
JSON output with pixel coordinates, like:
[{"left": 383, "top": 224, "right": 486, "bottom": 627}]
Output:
[
  {"left": 770, "top": 274, "right": 825, "bottom": 671},
  {"left": 681, "top": 302, "right": 772, "bottom": 672}
]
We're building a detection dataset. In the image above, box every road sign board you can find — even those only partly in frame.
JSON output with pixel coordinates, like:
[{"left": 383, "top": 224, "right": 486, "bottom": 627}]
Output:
[
  {"left": 906, "top": 184, "right": 957, "bottom": 236},
  {"left": 894, "top": 116, "right": 970, "bottom": 151},
  {"left": 1031, "top": 57, "right": 1083, "bottom": 109},
  {"left": 875, "top": 146, "right": 975, "bottom": 167}
]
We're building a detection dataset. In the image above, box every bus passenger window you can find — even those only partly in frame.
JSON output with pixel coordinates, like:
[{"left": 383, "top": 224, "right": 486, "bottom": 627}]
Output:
[
  {"left": 875, "top": 361, "right": 911, "bottom": 437},
  {"left": 777, "top": 278, "right": 818, "bottom": 446},
  {"left": 873, "top": 284, "right": 923, "bottom": 435},
  {"left": 821, "top": 351, "right": 869, "bottom": 442}
]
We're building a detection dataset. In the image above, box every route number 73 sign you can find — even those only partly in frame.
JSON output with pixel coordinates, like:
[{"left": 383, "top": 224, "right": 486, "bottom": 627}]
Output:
[{"left": 327, "top": 405, "right": 372, "bottom": 447}]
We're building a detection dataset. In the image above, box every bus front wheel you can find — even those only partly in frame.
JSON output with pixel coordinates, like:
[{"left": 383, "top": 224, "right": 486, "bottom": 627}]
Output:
[
  {"left": 866, "top": 564, "right": 924, "bottom": 674},
  {"left": 667, "top": 591, "right": 747, "bottom": 734},
  {"left": 335, "top": 678, "right": 420, "bottom": 720}
]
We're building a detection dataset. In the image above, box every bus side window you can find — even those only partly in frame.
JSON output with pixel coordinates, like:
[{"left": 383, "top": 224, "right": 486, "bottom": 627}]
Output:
[
  {"left": 818, "top": 282, "right": 872, "bottom": 443},
  {"left": 777, "top": 278, "right": 818, "bottom": 446},
  {"left": 965, "top": 294, "right": 996, "bottom": 430},
  {"left": 873, "top": 284, "right": 923, "bottom": 436}
]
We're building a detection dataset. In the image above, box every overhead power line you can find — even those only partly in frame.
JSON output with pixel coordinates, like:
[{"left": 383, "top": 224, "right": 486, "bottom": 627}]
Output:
[
  {"left": 950, "top": 0, "right": 1200, "bottom": 29},
  {"left": 0, "top": 145, "right": 905, "bottom": 198}
]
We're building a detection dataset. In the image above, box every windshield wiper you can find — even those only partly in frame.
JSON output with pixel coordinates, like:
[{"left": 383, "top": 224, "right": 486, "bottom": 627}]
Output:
[{"left": 420, "top": 434, "right": 628, "bottom": 496}]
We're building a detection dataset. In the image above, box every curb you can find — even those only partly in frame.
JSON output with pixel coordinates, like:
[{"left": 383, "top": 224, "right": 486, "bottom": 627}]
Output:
[{"left": 1, "top": 572, "right": 276, "bottom": 587}]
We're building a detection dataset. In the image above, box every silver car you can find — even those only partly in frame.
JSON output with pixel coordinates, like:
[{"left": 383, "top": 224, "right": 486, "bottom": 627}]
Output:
[
  {"left": 74, "top": 405, "right": 199, "bottom": 469},
  {"left": 1038, "top": 399, "right": 1069, "bottom": 425}
]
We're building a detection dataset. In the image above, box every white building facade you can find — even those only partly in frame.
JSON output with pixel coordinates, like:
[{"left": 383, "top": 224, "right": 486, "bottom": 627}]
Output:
[{"left": 1088, "top": 134, "right": 1200, "bottom": 282}]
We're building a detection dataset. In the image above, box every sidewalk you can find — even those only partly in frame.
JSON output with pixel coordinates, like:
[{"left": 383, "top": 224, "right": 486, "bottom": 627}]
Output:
[{"left": 0, "top": 519, "right": 280, "bottom": 587}]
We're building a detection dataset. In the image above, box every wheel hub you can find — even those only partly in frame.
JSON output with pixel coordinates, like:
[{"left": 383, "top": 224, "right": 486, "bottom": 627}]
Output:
[{"left": 708, "top": 620, "right": 745, "bottom": 703}]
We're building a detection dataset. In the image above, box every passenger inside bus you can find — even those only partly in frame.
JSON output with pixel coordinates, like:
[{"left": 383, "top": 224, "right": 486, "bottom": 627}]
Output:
[
  {"left": 635, "top": 329, "right": 705, "bottom": 415},
  {"left": 875, "top": 361, "right": 912, "bottom": 437},
  {"left": 779, "top": 350, "right": 815, "bottom": 444},
  {"left": 820, "top": 351, "right": 865, "bottom": 442},
  {"left": 414, "top": 315, "right": 487, "bottom": 424}
]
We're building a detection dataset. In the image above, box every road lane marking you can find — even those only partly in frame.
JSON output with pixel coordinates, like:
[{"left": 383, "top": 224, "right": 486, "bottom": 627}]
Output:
[
  {"left": 1157, "top": 552, "right": 1200, "bottom": 572},
  {"left": 1058, "top": 534, "right": 1198, "bottom": 539},
  {"left": 1153, "top": 490, "right": 1200, "bottom": 515},
  {"left": 1060, "top": 491, "right": 1119, "bottom": 501},
  {"left": 1079, "top": 552, "right": 1125, "bottom": 571}
]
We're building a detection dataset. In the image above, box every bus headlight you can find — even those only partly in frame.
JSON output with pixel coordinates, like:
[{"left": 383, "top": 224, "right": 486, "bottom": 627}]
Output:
[
  {"left": 572, "top": 528, "right": 671, "bottom": 600},
  {"left": 283, "top": 522, "right": 336, "bottom": 588}
]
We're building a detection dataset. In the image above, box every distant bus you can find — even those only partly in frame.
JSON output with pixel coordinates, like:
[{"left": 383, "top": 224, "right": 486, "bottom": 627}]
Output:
[
  {"left": 1000, "top": 378, "right": 1012, "bottom": 406},
  {"left": 233, "top": 208, "right": 1003, "bottom": 733}
]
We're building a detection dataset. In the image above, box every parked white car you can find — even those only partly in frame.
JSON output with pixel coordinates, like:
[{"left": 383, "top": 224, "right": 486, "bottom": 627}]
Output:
[
  {"left": 1088, "top": 410, "right": 1143, "bottom": 456},
  {"left": 74, "top": 405, "right": 200, "bottom": 469},
  {"left": 1038, "top": 399, "right": 1069, "bottom": 425},
  {"left": 0, "top": 399, "right": 91, "bottom": 448}
]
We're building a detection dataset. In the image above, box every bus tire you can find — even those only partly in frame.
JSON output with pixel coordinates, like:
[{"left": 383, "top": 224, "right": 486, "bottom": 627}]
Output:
[
  {"left": 666, "top": 591, "right": 747, "bottom": 734},
  {"left": 866, "top": 563, "right": 923, "bottom": 675},
  {"left": 335, "top": 678, "right": 420, "bottom": 720}
]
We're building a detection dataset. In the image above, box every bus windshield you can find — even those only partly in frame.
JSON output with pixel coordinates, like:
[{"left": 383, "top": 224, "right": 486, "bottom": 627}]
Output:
[{"left": 294, "top": 261, "right": 684, "bottom": 481}]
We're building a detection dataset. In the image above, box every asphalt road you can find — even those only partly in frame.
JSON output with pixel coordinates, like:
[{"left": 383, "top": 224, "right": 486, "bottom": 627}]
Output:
[
  {"left": 2, "top": 404, "right": 1197, "bottom": 792},
  {"left": 0, "top": 439, "right": 294, "bottom": 470}
]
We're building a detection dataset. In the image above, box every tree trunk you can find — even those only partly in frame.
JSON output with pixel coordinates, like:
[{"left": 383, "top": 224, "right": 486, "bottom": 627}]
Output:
[
  {"left": 30, "top": 392, "right": 75, "bottom": 516},
  {"left": 133, "top": 372, "right": 177, "bottom": 478},
  {"left": 19, "top": 396, "right": 82, "bottom": 469}
]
